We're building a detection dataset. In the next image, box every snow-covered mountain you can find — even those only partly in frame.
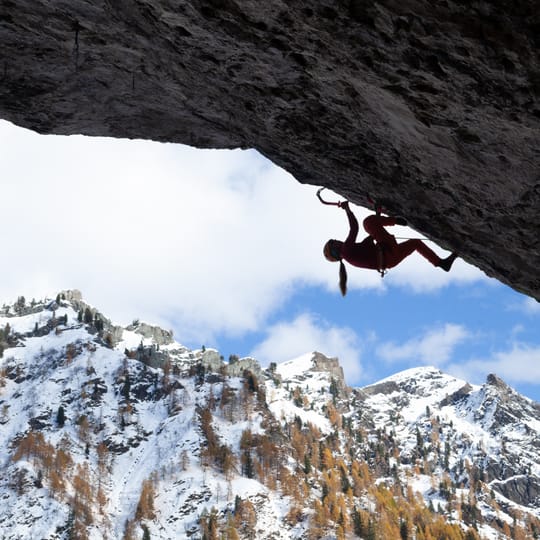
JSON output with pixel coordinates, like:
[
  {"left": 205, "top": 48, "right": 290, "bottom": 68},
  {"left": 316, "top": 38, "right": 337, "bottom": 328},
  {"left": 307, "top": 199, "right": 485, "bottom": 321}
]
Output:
[
  {"left": 1, "top": 291, "right": 539, "bottom": 540},
  {"left": 360, "top": 368, "right": 540, "bottom": 536}
]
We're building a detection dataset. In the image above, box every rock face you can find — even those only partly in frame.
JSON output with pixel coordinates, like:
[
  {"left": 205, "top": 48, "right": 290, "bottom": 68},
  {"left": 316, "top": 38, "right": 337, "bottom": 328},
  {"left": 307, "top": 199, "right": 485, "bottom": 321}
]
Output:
[
  {"left": 126, "top": 320, "right": 174, "bottom": 346},
  {"left": 226, "top": 356, "right": 264, "bottom": 380},
  {"left": 491, "top": 476, "right": 540, "bottom": 508},
  {"left": 359, "top": 367, "right": 540, "bottom": 509},
  {"left": 199, "top": 350, "right": 265, "bottom": 379},
  {"left": 1, "top": 1, "right": 539, "bottom": 299},
  {"left": 311, "top": 351, "right": 345, "bottom": 382}
]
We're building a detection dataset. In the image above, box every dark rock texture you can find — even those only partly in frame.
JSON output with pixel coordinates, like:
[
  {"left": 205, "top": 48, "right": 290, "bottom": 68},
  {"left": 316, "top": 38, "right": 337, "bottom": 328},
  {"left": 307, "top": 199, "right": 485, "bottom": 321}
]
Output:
[
  {"left": 1, "top": 1, "right": 539, "bottom": 298},
  {"left": 491, "top": 475, "right": 540, "bottom": 508}
]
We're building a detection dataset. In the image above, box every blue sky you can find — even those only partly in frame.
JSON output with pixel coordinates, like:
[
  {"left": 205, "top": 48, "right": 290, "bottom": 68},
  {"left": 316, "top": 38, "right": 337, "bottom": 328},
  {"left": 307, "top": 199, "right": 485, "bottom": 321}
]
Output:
[{"left": 2, "top": 120, "right": 539, "bottom": 400}]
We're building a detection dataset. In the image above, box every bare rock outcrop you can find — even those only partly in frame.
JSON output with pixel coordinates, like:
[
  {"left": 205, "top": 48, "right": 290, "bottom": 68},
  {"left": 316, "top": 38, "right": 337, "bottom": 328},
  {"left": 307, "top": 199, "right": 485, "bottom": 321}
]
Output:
[
  {"left": 1, "top": 1, "right": 539, "bottom": 299},
  {"left": 126, "top": 320, "right": 174, "bottom": 346}
]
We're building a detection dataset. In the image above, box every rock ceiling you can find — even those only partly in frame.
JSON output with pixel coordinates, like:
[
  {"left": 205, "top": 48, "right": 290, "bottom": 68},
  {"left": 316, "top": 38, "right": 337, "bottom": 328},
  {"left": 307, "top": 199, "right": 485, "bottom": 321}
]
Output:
[{"left": 1, "top": 1, "right": 539, "bottom": 299}]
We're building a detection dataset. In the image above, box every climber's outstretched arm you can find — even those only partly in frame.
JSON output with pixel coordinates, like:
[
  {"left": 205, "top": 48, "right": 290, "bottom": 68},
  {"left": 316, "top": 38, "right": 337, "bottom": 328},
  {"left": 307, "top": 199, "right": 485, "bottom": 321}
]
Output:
[{"left": 341, "top": 201, "right": 359, "bottom": 245}]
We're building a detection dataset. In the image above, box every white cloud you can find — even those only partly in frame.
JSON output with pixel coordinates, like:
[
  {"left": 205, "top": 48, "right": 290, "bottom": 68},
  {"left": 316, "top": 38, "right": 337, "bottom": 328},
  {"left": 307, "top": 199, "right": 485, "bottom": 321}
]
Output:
[
  {"left": 0, "top": 120, "right": 486, "bottom": 345},
  {"left": 511, "top": 324, "right": 525, "bottom": 337},
  {"left": 0, "top": 121, "right": 335, "bottom": 341},
  {"left": 447, "top": 343, "right": 540, "bottom": 385},
  {"left": 249, "top": 313, "right": 363, "bottom": 384},
  {"left": 523, "top": 297, "right": 540, "bottom": 314},
  {"left": 377, "top": 323, "right": 470, "bottom": 366},
  {"left": 507, "top": 296, "right": 540, "bottom": 318}
]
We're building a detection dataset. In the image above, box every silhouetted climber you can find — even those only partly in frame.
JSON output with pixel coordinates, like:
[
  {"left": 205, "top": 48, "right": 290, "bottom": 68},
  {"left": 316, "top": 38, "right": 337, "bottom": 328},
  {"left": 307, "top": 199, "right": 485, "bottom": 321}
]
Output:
[{"left": 323, "top": 201, "right": 458, "bottom": 296}]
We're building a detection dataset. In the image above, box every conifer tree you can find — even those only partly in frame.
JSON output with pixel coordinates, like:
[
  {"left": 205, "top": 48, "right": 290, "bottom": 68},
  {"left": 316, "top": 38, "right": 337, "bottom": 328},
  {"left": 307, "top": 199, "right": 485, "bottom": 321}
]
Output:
[
  {"left": 352, "top": 507, "right": 365, "bottom": 538},
  {"left": 94, "top": 315, "right": 104, "bottom": 332},
  {"left": 84, "top": 307, "right": 93, "bottom": 324},
  {"left": 366, "top": 518, "right": 377, "bottom": 540},
  {"left": 96, "top": 441, "right": 110, "bottom": 475},
  {"left": 180, "top": 449, "right": 190, "bottom": 471},
  {"left": 0, "top": 403, "right": 8, "bottom": 423},
  {"left": 136, "top": 477, "right": 156, "bottom": 521},
  {"left": 122, "top": 373, "right": 131, "bottom": 401},
  {"left": 400, "top": 519, "right": 409, "bottom": 540},
  {"left": 304, "top": 454, "right": 312, "bottom": 475},
  {"left": 200, "top": 507, "right": 219, "bottom": 540},
  {"left": 122, "top": 519, "right": 137, "bottom": 540},
  {"left": 242, "top": 449, "right": 254, "bottom": 479},
  {"left": 224, "top": 514, "right": 240, "bottom": 540},
  {"left": 329, "top": 377, "right": 339, "bottom": 401},
  {"left": 16, "top": 296, "right": 25, "bottom": 313},
  {"left": 56, "top": 405, "right": 66, "bottom": 427}
]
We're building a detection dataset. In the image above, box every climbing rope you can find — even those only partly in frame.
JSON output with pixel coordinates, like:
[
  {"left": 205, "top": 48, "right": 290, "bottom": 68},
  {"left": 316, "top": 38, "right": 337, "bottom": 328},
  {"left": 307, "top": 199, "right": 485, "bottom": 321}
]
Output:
[{"left": 395, "top": 236, "right": 430, "bottom": 241}]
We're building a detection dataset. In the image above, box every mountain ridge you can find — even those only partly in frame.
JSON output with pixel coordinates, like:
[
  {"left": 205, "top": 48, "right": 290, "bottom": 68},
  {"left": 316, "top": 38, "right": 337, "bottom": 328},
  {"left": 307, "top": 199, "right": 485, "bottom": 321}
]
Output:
[{"left": 1, "top": 291, "right": 539, "bottom": 539}]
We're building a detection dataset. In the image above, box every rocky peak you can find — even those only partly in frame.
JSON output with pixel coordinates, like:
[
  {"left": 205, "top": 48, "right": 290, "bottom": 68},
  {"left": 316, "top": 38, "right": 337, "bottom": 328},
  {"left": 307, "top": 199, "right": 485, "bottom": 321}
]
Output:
[
  {"left": 125, "top": 320, "right": 174, "bottom": 346},
  {"left": 359, "top": 367, "right": 540, "bottom": 511},
  {"left": 486, "top": 372, "right": 512, "bottom": 392},
  {"left": 311, "top": 351, "right": 346, "bottom": 386},
  {"left": 55, "top": 289, "right": 124, "bottom": 344},
  {"left": 473, "top": 373, "right": 539, "bottom": 433},
  {"left": 59, "top": 289, "right": 83, "bottom": 303},
  {"left": 364, "top": 366, "right": 464, "bottom": 399},
  {"left": 272, "top": 352, "right": 349, "bottom": 404},
  {"left": 226, "top": 356, "right": 264, "bottom": 380},
  {"left": 198, "top": 349, "right": 265, "bottom": 380},
  {"left": 438, "top": 382, "right": 474, "bottom": 407},
  {"left": 58, "top": 290, "right": 177, "bottom": 348}
]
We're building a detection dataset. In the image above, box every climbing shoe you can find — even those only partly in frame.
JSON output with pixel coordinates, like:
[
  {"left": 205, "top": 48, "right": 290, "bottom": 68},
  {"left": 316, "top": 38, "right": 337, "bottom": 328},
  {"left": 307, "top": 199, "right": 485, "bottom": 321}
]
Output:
[{"left": 437, "top": 253, "right": 458, "bottom": 272}]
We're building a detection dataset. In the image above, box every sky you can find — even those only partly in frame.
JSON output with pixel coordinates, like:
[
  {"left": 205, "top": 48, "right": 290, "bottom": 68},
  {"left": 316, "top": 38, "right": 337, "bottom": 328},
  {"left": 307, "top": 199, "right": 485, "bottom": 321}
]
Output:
[{"left": 2, "top": 119, "right": 540, "bottom": 400}]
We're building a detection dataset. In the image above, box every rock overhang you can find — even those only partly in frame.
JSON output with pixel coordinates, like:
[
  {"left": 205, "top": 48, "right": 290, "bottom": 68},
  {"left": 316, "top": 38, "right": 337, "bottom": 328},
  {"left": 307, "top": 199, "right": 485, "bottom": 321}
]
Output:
[{"left": 1, "top": 0, "right": 539, "bottom": 299}]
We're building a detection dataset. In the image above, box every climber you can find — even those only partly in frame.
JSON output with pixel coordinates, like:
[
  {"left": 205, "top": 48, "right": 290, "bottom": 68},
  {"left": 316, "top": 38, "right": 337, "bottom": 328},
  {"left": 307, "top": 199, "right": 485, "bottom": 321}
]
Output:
[{"left": 323, "top": 200, "right": 458, "bottom": 296}]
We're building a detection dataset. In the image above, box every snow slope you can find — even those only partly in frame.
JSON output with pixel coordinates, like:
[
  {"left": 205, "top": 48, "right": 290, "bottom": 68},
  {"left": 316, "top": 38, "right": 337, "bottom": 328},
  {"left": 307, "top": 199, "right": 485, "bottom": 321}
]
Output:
[{"left": 1, "top": 293, "right": 539, "bottom": 539}]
